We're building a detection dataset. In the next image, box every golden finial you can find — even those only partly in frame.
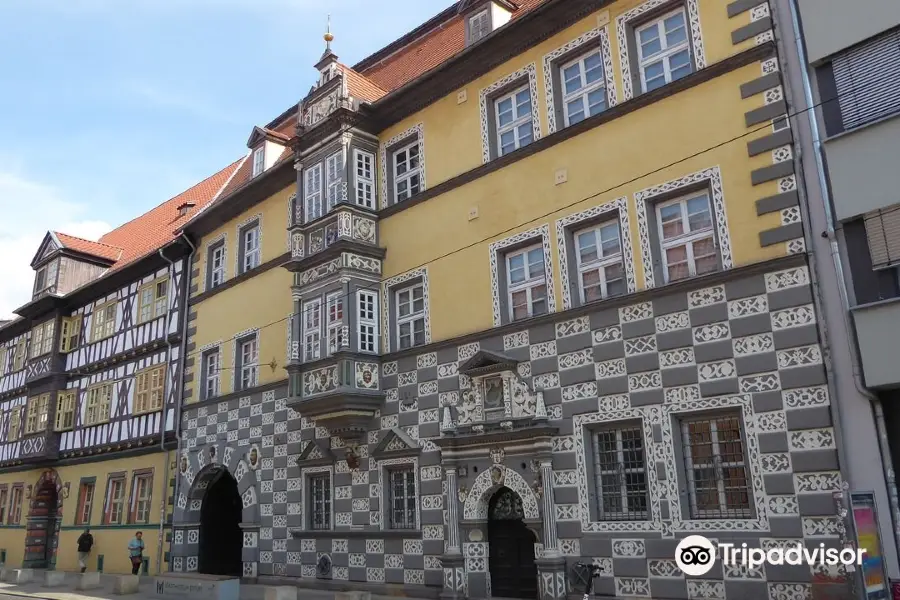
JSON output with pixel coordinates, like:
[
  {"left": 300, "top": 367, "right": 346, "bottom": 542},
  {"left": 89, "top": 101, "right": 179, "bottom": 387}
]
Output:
[{"left": 324, "top": 14, "right": 334, "bottom": 48}]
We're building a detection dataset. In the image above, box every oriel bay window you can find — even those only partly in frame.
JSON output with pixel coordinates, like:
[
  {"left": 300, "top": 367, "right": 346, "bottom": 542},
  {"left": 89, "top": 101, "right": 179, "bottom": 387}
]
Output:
[
  {"left": 680, "top": 413, "right": 752, "bottom": 519},
  {"left": 591, "top": 424, "right": 649, "bottom": 521},
  {"left": 506, "top": 245, "right": 547, "bottom": 321},
  {"left": 656, "top": 191, "right": 718, "bottom": 283},
  {"left": 303, "top": 298, "right": 322, "bottom": 361},
  {"left": 575, "top": 221, "right": 625, "bottom": 302},
  {"left": 353, "top": 149, "right": 376, "bottom": 209},
  {"left": 85, "top": 383, "right": 113, "bottom": 425},
  {"left": 396, "top": 283, "right": 426, "bottom": 350},
  {"left": 325, "top": 152, "right": 343, "bottom": 211},
  {"left": 305, "top": 163, "right": 324, "bottom": 221},
  {"left": 357, "top": 290, "right": 378, "bottom": 353},
  {"left": 326, "top": 293, "right": 343, "bottom": 355},
  {"left": 495, "top": 85, "right": 534, "bottom": 156},
  {"left": 635, "top": 8, "right": 693, "bottom": 93},
  {"left": 561, "top": 49, "right": 608, "bottom": 126}
]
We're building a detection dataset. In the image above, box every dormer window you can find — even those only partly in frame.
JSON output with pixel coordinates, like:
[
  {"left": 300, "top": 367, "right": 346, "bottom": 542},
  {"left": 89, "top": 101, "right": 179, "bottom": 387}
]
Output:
[
  {"left": 177, "top": 202, "right": 196, "bottom": 218},
  {"left": 33, "top": 259, "right": 59, "bottom": 298},
  {"left": 468, "top": 9, "right": 491, "bottom": 44},
  {"left": 252, "top": 147, "right": 265, "bottom": 178}
]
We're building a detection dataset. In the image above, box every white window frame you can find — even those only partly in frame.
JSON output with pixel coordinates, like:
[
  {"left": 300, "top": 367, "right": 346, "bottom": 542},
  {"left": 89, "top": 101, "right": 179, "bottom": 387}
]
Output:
[
  {"left": 305, "top": 163, "right": 324, "bottom": 221},
  {"left": 357, "top": 290, "right": 378, "bottom": 353},
  {"left": 239, "top": 336, "right": 259, "bottom": 390},
  {"left": 303, "top": 298, "right": 322, "bottom": 362},
  {"left": 204, "top": 349, "right": 220, "bottom": 400},
  {"left": 574, "top": 221, "right": 624, "bottom": 303},
  {"left": 325, "top": 292, "right": 343, "bottom": 356},
  {"left": 468, "top": 8, "right": 490, "bottom": 44},
  {"left": 242, "top": 225, "right": 261, "bottom": 273},
  {"left": 680, "top": 414, "right": 752, "bottom": 519},
  {"left": 505, "top": 244, "right": 547, "bottom": 321},
  {"left": 494, "top": 84, "right": 533, "bottom": 156},
  {"left": 560, "top": 49, "right": 607, "bottom": 127},
  {"left": 395, "top": 283, "right": 426, "bottom": 350},
  {"left": 392, "top": 141, "right": 422, "bottom": 204},
  {"left": 635, "top": 8, "right": 692, "bottom": 93},
  {"left": 353, "top": 149, "right": 375, "bottom": 209},
  {"left": 325, "top": 152, "right": 343, "bottom": 210},
  {"left": 210, "top": 245, "right": 225, "bottom": 288},
  {"left": 252, "top": 147, "right": 265, "bottom": 177},
  {"left": 655, "top": 191, "right": 717, "bottom": 284}
]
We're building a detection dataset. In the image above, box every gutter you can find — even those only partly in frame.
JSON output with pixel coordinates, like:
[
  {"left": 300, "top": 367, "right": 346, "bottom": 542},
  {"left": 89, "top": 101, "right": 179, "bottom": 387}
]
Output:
[{"left": 787, "top": 0, "right": 900, "bottom": 567}]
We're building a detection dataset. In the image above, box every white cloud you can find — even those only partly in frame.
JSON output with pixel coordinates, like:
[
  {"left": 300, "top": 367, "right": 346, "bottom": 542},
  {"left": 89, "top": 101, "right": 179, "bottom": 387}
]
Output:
[{"left": 0, "top": 171, "right": 111, "bottom": 319}]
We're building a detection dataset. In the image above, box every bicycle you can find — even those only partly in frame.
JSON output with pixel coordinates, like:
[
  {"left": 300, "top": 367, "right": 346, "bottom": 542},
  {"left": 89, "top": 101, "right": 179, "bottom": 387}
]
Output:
[{"left": 574, "top": 562, "right": 605, "bottom": 600}]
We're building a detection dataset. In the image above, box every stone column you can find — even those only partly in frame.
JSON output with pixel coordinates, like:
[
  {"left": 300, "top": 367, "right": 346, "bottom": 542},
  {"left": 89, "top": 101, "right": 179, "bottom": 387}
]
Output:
[
  {"left": 535, "top": 459, "right": 566, "bottom": 600},
  {"left": 441, "top": 467, "right": 465, "bottom": 600},
  {"left": 290, "top": 292, "right": 302, "bottom": 363}
]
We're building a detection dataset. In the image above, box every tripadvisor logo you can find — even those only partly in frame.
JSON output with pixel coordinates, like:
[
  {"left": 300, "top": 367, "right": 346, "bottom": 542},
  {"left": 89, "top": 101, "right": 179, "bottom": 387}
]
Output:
[{"left": 675, "top": 534, "right": 865, "bottom": 576}]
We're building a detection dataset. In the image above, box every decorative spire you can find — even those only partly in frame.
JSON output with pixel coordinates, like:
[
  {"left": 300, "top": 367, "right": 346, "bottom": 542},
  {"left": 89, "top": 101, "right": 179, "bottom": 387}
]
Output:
[{"left": 324, "top": 14, "right": 333, "bottom": 51}]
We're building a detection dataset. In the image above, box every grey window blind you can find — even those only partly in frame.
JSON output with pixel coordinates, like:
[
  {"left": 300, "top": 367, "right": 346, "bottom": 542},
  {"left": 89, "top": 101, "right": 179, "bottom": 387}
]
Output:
[
  {"left": 833, "top": 29, "right": 900, "bottom": 130},
  {"left": 864, "top": 204, "right": 900, "bottom": 270}
]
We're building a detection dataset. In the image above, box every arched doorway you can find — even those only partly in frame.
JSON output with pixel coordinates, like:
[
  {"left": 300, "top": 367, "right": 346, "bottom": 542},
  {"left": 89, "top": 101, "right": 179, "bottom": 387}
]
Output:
[
  {"left": 487, "top": 487, "right": 537, "bottom": 599},
  {"left": 198, "top": 469, "right": 242, "bottom": 576},
  {"left": 24, "top": 476, "right": 60, "bottom": 569}
]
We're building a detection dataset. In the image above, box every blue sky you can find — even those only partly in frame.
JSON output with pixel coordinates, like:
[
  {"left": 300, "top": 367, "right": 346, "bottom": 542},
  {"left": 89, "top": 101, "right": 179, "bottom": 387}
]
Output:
[{"left": 0, "top": 0, "right": 451, "bottom": 317}]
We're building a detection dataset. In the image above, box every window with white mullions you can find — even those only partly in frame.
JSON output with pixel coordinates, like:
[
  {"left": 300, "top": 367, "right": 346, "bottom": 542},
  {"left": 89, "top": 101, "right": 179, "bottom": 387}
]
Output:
[
  {"left": 357, "top": 290, "right": 378, "bottom": 353},
  {"left": 575, "top": 221, "right": 625, "bottom": 303},
  {"left": 309, "top": 474, "right": 331, "bottom": 530},
  {"left": 305, "top": 163, "right": 324, "bottom": 221},
  {"left": 592, "top": 425, "right": 649, "bottom": 521},
  {"left": 354, "top": 149, "right": 375, "bottom": 209},
  {"left": 388, "top": 467, "right": 417, "bottom": 529},
  {"left": 562, "top": 50, "right": 608, "bottom": 126},
  {"left": 506, "top": 245, "right": 547, "bottom": 321},
  {"left": 657, "top": 191, "right": 717, "bottom": 283},
  {"left": 395, "top": 283, "right": 426, "bottom": 350},
  {"left": 326, "top": 293, "right": 344, "bottom": 355},
  {"left": 303, "top": 299, "right": 322, "bottom": 361},
  {"left": 203, "top": 349, "right": 220, "bottom": 400},
  {"left": 242, "top": 226, "right": 260, "bottom": 272},
  {"left": 209, "top": 245, "right": 225, "bottom": 288},
  {"left": 393, "top": 141, "right": 422, "bottom": 203},
  {"left": 636, "top": 8, "right": 693, "bottom": 93},
  {"left": 325, "top": 152, "right": 343, "bottom": 210},
  {"left": 239, "top": 337, "right": 259, "bottom": 390},
  {"left": 495, "top": 85, "right": 533, "bottom": 156},
  {"left": 252, "top": 147, "right": 265, "bottom": 177},
  {"left": 681, "top": 414, "right": 752, "bottom": 519}
]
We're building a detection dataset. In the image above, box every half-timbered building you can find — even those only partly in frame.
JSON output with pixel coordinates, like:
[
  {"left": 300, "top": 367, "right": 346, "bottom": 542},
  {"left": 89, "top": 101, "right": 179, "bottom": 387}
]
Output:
[{"left": 0, "top": 160, "right": 241, "bottom": 575}]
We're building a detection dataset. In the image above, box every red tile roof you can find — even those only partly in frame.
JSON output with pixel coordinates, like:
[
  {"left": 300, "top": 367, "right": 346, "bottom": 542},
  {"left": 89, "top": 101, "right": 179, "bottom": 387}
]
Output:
[
  {"left": 52, "top": 159, "right": 243, "bottom": 275},
  {"left": 340, "top": 64, "right": 388, "bottom": 103},
  {"left": 53, "top": 232, "right": 123, "bottom": 263}
]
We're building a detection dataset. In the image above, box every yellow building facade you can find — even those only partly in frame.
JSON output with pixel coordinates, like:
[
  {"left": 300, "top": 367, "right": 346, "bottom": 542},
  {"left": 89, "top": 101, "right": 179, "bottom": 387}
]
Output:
[{"left": 171, "top": 1, "right": 847, "bottom": 599}]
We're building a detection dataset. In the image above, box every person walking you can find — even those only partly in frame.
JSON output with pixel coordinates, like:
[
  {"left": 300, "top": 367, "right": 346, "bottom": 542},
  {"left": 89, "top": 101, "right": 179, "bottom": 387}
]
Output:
[
  {"left": 76, "top": 528, "right": 93, "bottom": 573},
  {"left": 127, "top": 531, "right": 144, "bottom": 576}
]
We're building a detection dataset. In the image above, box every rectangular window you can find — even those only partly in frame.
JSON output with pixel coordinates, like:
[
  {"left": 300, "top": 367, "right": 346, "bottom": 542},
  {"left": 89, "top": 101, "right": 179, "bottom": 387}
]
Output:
[
  {"left": 9, "top": 486, "right": 23, "bottom": 525},
  {"left": 305, "top": 163, "right": 324, "bottom": 221},
  {"left": 0, "top": 487, "right": 7, "bottom": 524},
  {"left": 252, "top": 147, "right": 265, "bottom": 177},
  {"left": 240, "top": 224, "right": 261, "bottom": 273},
  {"left": 353, "top": 149, "right": 375, "bottom": 209},
  {"left": 325, "top": 152, "right": 343, "bottom": 211},
  {"left": 238, "top": 336, "right": 259, "bottom": 391},
  {"left": 59, "top": 316, "right": 82, "bottom": 353},
  {"left": 495, "top": 85, "right": 534, "bottom": 156},
  {"left": 8, "top": 407, "right": 21, "bottom": 442},
  {"left": 55, "top": 391, "right": 76, "bottom": 431},
  {"left": 75, "top": 481, "right": 95, "bottom": 525},
  {"left": 138, "top": 278, "right": 168, "bottom": 324},
  {"left": 832, "top": 28, "right": 900, "bottom": 130},
  {"left": 680, "top": 413, "right": 752, "bottom": 519},
  {"left": 561, "top": 50, "right": 608, "bottom": 126},
  {"left": 393, "top": 141, "right": 422, "bottom": 204},
  {"left": 135, "top": 365, "right": 166, "bottom": 413},
  {"left": 33, "top": 259, "right": 58, "bottom": 297},
  {"left": 395, "top": 284, "right": 426, "bottom": 350},
  {"left": 12, "top": 339, "right": 26, "bottom": 371},
  {"left": 326, "top": 293, "right": 344, "bottom": 355},
  {"left": 309, "top": 474, "right": 331, "bottom": 530},
  {"left": 357, "top": 290, "right": 378, "bottom": 353},
  {"left": 203, "top": 349, "right": 220, "bottom": 400},
  {"left": 506, "top": 245, "right": 547, "bottom": 321},
  {"left": 592, "top": 425, "right": 649, "bottom": 521},
  {"left": 129, "top": 473, "right": 153, "bottom": 524},
  {"left": 575, "top": 221, "right": 625, "bottom": 303},
  {"left": 24, "top": 394, "right": 49, "bottom": 435},
  {"left": 30, "top": 320, "right": 55, "bottom": 357},
  {"left": 303, "top": 298, "right": 322, "bottom": 362},
  {"left": 92, "top": 302, "right": 117, "bottom": 342},
  {"left": 635, "top": 8, "right": 693, "bottom": 93},
  {"left": 85, "top": 383, "right": 113, "bottom": 425},
  {"left": 656, "top": 191, "right": 717, "bottom": 283},
  {"left": 103, "top": 476, "right": 126, "bottom": 525},
  {"left": 208, "top": 243, "right": 225, "bottom": 289},
  {"left": 388, "top": 467, "right": 417, "bottom": 529},
  {"left": 468, "top": 8, "right": 490, "bottom": 44}
]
